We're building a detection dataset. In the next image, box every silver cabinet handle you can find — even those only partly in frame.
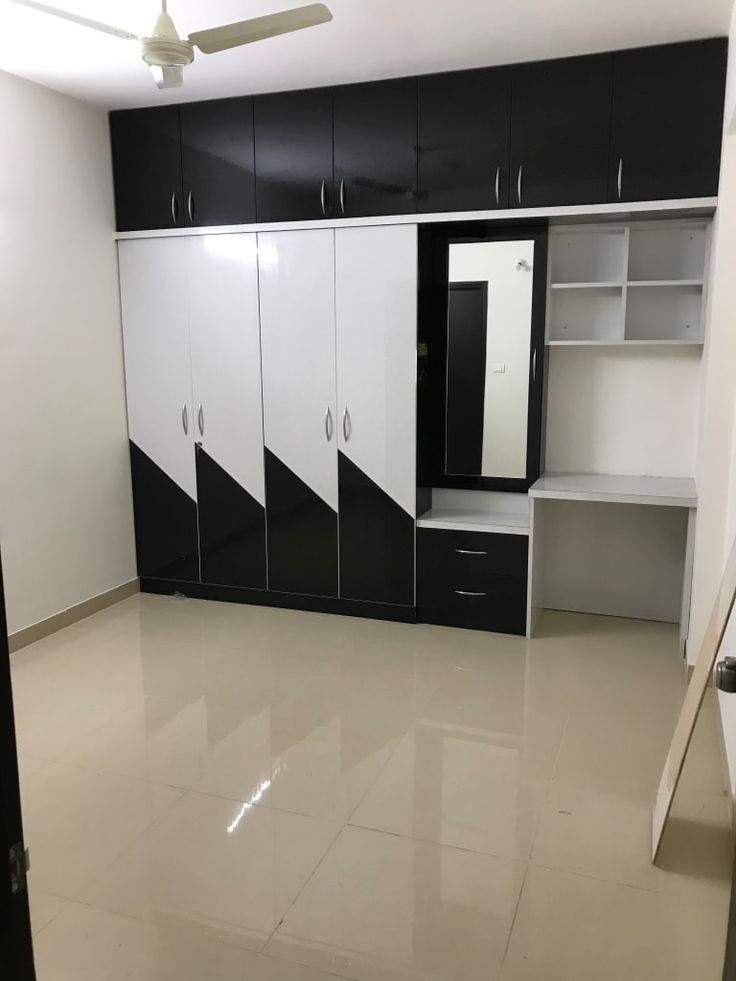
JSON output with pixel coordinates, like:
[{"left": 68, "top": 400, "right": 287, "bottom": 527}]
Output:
[
  {"left": 532, "top": 349, "right": 537, "bottom": 382},
  {"left": 187, "top": 191, "right": 195, "bottom": 223},
  {"left": 181, "top": 403, "right": 188, "bottom": 435},
  {"left": 325, "top": 406, "right": 333, "bottom": 442},
  {"left": 517, "top": 165, "right": 523, "bottom": 204},
  {"left": 617, "top": 157, "right": 623, "bottom": 200},
  {"left": 494, "top": 166, "right": 500, "bottom": 206},
  {"left": 455, "top": 590, "right": 487, "bottom": 597},
  {"left": 320, "top": 179, "right": 326, "bottom": 216},
  {"left": 197, "top": 404, "right": 204, "bottom": 437},
  {"left": 339, "top": 179, "right": 346, "bottom": 215},
  {"left": 455, "top": 549, "right": 487, "bottom": 556},
  {"left": 171, "top": 192, "right": 179, "bottom": 224},
  {"left": 342, "top": 406, "right": 351, "bottom": 442}
]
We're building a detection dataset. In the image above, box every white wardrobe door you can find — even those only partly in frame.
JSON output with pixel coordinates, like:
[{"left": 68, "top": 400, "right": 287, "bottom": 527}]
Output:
[
  {"left": 335, "top": 224, "right": 418, "bottom": 517},
  {"left": 257, "top": 229, "right": 338, "bottom": 511},
  {"left": 118, "top": 237, "right": 195, "bottom": 500},
  {"left": 188, "top": 234, "right": 264, "bottom": 506}
]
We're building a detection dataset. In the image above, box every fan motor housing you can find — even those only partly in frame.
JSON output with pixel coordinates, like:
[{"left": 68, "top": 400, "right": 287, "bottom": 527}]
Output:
[{"left": 141, "top": 36, "right": 194, "bottom": 68}]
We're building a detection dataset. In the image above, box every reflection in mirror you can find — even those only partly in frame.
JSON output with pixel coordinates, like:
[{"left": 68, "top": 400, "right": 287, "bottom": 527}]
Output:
[{"left": 445, "top": 240, "right": 535, "bottom": 480}]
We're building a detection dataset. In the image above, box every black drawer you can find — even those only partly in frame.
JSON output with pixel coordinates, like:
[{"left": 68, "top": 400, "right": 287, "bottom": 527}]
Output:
[{"left": 417, "top": 528, "right": 528, "bottom": 635}]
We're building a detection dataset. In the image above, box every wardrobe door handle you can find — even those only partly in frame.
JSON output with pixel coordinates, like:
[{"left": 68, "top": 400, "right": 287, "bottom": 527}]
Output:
[
  {"left": 320, "top": 179, "right": 326, "bottom": 216},
  {"left": 181, "top": 403, "right": 188, "bottom": 435},
  {"left": 171, "top": 192, "right": 179, "bottom": 225},
  {"left": 617, "top": 157, "right": 623, "bottom": 200},
  {"left": 516, "top": 165, "right": 523, "bottom": 205},
  {"left": 455, "top": 549, "right": 487, "bottom": 556},
  {"left": 494, "top": 166, "right": 500, "bottom": 206},
  {"left": 339, "top": 179, "right": 346, "bottom": 215},
  {"left": 342, "top": 406, "right": 351, "bottom": 442},
  {"left": 187, "top": 191, "right": 195, "bottom": 223},
  {"left": 197, "top": 404, "right": 204, "bottom": 437},
  {"left": 455, "top": 590, "right": 487, "bottom": 597},
  {"left": 325, "top": 406, "right": 333, "bottom": 442},
  {"left": 532, "top": 349, "right": 537, "bottom": 382}
]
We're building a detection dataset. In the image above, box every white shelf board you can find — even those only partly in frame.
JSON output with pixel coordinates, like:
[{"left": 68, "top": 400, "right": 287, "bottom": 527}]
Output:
[
  {"left": 550, "top": 281, "right": 623, "bottom": 290},
  {"left": 417, "top": 507, "right": 530, "bottom": 536},
  {"left": 627, "top": 279, "right": 703, "bottom": 288},
  {"left": 529, "top": 472, "right": 697, "bottom": 508},
  {"left": 547, "top": 339, "right": 703, "bottom": 347}
]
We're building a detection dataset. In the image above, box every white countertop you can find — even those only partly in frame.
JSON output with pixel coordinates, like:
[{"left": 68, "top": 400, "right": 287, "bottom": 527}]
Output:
[
  {"left": 417, "top": 507, "right": 530, "bottom": 536},
  {"left": 529, "top": 472, "right": 697, "bottom": 508}
]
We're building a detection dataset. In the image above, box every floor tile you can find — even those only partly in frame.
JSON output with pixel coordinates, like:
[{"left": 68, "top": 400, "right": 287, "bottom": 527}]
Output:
[
  {"left": 80, "top": 790, "right": 341, "bottom": 946},
  {"left": 268, "top": 825, "right": 526, "bottom": 981},
  {"left": 28, "top": 888, "right": 72, "bottom": 936},
  {"left": 499, "top": 864, "right": 728, "bottom": 981}
]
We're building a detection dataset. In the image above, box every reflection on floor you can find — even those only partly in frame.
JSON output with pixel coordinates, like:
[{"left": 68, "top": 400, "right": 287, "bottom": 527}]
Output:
[{"left": 10, "top": 594, "right": 732, "bottom": 981}]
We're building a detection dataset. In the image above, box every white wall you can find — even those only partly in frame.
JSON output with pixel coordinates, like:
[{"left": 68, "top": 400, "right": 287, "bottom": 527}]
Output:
[{"left": 0, "top": 69, "right": 135, "bottom": 635}]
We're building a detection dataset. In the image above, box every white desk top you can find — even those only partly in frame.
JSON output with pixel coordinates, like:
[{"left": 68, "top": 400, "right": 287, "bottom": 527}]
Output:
[
  {"left": 529, "top": 472, "right": 697, "bottom": 508},
  {"left": 417, "top": 507, "right": 530, "bottom": 536}
]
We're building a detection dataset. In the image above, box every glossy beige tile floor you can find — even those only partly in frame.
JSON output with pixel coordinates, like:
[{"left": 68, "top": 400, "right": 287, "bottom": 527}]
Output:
[{"left": 10, "top": 594, "right": 733, "bottom": 981}]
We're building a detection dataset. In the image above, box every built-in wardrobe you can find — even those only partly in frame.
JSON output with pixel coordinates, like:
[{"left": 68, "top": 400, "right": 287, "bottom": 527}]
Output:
[{"left": 119, "top": 225, "right": 417, "bottom": 619}]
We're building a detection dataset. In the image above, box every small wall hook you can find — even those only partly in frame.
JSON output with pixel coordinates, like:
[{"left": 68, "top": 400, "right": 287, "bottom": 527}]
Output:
[{"left": 516, "top": 259, "right": 531, "bottom": 271}]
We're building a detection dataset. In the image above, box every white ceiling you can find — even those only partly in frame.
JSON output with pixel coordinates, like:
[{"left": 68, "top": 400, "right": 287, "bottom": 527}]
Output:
[{"left": 0, "top": 0, "right": 731, "bottom": 109}]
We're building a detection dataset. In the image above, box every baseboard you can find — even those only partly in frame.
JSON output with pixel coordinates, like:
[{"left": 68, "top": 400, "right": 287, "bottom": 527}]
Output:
[
  {"left": 140, "top": 577, "right": 417, "bottom": 624},
  {"left": 8, "top": 578, "right": 140, "bottom": 653},
  {"left": 715, "top": 694, "right": 736, "bottom": 830}
]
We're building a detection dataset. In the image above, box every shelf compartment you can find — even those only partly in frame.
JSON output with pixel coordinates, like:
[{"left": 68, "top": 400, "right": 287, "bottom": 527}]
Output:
[
  {"left": 548, "top": 286, "right": 624, "bottom": 343},
  {"left": 627, "top": 223, "right": 707, "bottom": 282},
  {"left": 624, "top": 283, "right": 703, "bottom": 342},
  {"left": 549, "top": 226, "right": 627, "bottom": 285}
]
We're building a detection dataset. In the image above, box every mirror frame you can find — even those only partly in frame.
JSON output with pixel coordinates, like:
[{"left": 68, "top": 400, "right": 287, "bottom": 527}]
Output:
[{"left": 417, "top": 220, "right": 549, "bottom": 494}]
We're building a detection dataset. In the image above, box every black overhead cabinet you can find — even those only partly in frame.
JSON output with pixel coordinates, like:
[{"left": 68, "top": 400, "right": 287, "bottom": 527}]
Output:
[
  {"left": 417, "top": 67, "right": 511, "bottom": 212},
  {"left": 333, "top": 77, "right": 418, "bottom": 217},
  {"left": 110, "top": 106, "right": 183, "bottom": 232},
  {"left": 254, "top": 88, "right": 334, "bottom": 221},
  {"left": 510, "top": 53, "right": 613, "bottom": 208},
  {"left": 179, "top": 97, "right": 256, "bottom": 227},
  {"left": 609, "top": 38, "right": 728, "bottom": 203}
]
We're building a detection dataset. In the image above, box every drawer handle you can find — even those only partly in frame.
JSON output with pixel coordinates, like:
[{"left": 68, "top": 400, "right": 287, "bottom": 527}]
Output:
[
  {"left": 455, "top": 549, "right": 487, "bottom": 556},
  {"left": 455, "top": 590, "right": 487, "bottom": 597}
]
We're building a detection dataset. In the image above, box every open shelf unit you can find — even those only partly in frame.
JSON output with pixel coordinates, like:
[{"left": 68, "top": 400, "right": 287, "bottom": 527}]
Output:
[{"left": 547, "top": 220, "right": 709, "bottom": 345}]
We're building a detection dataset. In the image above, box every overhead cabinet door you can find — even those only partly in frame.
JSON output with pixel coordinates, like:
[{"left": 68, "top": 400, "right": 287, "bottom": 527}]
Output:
[
  {"left": 333, "top": 78, "right": 418, "bottom": 217},
  {"left": 110, "top": 107, "right": 184, "bottom": 232},
  {"left": 254, "top": 88, "right": 335, "bottom": 221},
  {"left": 119, "top": 238, "right": 198, "bottom": 581},
  {"left": 418, "top": 67, "right": 511, "bottom": 213},
  {"left": 510, "top": 54, "right": 612, "bottom": 208},
  {"left": 180, "top": 98, "right": 256, "bottom": 227},
  {"left": 335, "top": 225, "right": 417, "bottom": 606},
  {"left": 609, "top": 39, "right": 727, "bottom": 203},
  {"left": 188, "top": 235, "right": 266, "bottom": 589},
  {"left": 258, "top": 230, "right": 339, "bottom": 597}
]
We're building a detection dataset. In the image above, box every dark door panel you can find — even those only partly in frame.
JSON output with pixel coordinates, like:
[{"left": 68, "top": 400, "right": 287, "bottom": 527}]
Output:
[
  {"left": 110, "top": 106, "right": 183, "bottom": 231},
  {"left": 333, "top": 77, "right": 418, "bottom": 217},
  {"left": 510, "top": 54, "right": 613, "bottom": 207},
  {"left": 446, "top": 282, "right": 488, "bottom": 475},
  {"left": 418, "top": 67, "right": 511, "bottom": 213},
  {"left": 609, "top": 39, "right": 727, "bottom": 203},
  {"left": 180, "top": 97, "right": 256, "bottom": 226},
  {"left": 254, "top": 88, "right": 334, "bottom": 221}
]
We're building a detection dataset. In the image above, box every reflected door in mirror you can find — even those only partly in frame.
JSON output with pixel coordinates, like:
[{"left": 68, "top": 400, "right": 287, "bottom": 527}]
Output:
[{"left": 446, "top": 282, "right": 488, "bottom": 475}]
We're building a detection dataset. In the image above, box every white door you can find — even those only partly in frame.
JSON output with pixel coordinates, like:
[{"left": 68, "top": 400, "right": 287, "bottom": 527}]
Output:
[
  {"left": 335, "top": 224, "right": 417, "bottom": 605},
  {"left": 119, "top": 237, "right": 195, "bottom": 501},
  {"left": 257, "top": 229, "right": 338, "bottom": 596}
]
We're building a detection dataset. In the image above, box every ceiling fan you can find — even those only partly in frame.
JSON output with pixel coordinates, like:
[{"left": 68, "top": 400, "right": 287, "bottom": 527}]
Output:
[{"left": 8, "top": 0, "right": 333, "bottom": 88}]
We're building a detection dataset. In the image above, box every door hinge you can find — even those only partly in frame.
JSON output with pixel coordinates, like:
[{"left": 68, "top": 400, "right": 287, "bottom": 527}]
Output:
[{"left": 9, "top": 842, "right": 30, "bottom": 896}]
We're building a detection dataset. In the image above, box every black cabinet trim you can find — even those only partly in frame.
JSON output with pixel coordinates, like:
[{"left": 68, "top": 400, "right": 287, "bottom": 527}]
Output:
[{"left": 140, "top": 577, "right": 416, "bottom": 624}]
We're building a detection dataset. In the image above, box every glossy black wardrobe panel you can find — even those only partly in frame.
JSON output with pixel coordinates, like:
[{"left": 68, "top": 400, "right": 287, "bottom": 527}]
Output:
[
  {"left": 446, "top": 283, "right": 488, "bottom": 475},
  {"left": 180, "top": 97, "right": 256, "bottom": 226},
  {"left": 609, "top": 39, "right": 727, "bottom": 203},
  {"left": 254, "top": 88, "right": 334, "bottom": 221},
  {"left": 510, "top": 54, "right": 612, "bottom": 207},
  {"left": 417, "top": 68, "right": 511, "bottom": 213},
  {"left": 264, "top": 449, "right": 338, "bottom": 598},
  {"left": 338, "top": 453, "right": 414, "bottom": 607},
  {"left": 195, "top": 446, "right": 266, "bottom": 589},
  {"left": 333, "top": 78, "right": 418, "bottom": 217},
  {"left": 110, "top": 106, "right": 183, "bottom": 231},
  {"left": 129, "top": 442, "right": 199, "bottom": 582}
]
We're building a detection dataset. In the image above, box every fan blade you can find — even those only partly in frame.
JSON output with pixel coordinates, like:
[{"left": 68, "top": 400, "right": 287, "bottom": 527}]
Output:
[
  {"left": 151, "top": 65, "right": 184, "bottom": 89},
  {"left": 188, "top": 2, "right": 332, "bottom": 55},
  {"left": 9, "top": 0, "right": 139, "bottom": 40}
]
